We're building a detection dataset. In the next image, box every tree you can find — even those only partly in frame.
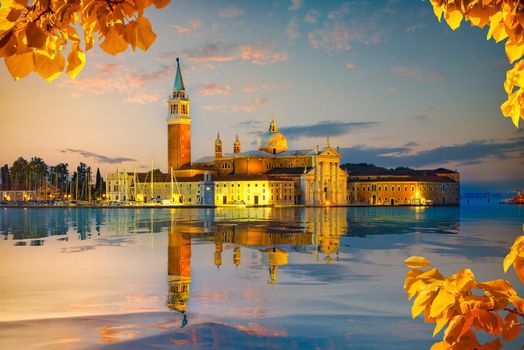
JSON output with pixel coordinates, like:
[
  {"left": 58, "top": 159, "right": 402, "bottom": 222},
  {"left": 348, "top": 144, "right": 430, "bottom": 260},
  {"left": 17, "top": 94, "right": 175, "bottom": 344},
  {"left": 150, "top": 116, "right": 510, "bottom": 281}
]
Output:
[
  {"left": 428, "top": 0, "right": 524, "bottom": 127},
  {"left": 48, "top": 163, "right": 69, "bottom": 194},
  {"left": 0, "top": 0, "right": 170, "bottom": 81},
  {"left": 95, "top": 167, "right": 104, "bottom": 197},
  {"left": 404, "top": 236, "right": 524, "bottom": 349},
  {"left": 10, "top": 156, "right": 28, "bottom": 189},
  {"left": 0, "top": 164, "right": 9, "bottom": 189},
  {"left": 27, "top": 156, "right": 47, "bottom": 188}
]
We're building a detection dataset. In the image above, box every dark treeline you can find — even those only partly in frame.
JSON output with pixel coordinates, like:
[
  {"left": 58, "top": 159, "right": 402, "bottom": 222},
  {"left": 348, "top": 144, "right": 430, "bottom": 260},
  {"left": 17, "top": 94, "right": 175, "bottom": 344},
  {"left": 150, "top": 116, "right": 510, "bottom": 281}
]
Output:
[{"left": 0, "top": 156, "right": 105, "bottom": 201}]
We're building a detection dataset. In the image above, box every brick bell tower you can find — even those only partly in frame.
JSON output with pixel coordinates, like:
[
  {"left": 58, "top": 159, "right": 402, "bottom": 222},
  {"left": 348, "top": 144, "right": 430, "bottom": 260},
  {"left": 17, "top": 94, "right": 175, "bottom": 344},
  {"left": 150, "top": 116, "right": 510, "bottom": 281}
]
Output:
[{"left": 167, "top": 58, "right": 191, "bottom": 172}]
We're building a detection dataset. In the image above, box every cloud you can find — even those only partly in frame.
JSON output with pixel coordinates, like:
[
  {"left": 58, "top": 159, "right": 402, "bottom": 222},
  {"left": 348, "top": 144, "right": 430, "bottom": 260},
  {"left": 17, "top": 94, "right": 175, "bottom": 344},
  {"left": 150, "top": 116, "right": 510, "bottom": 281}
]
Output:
[
  {"left": 60, "top": 149, "right": 136, "bottom": 164},
  {"left": 410, "top": 114, "right": 429, "bottom": 122},
  {"left": 308, "top": 18, "right": 382, "bottom": 52},
  {"left": 219, "top": 6, "right": 245, "bottom": 18},
  {"left": 59, "top": 63, "right": 170, "bottom": 104},
  {"left": 277, "top": 121, "right": 380, "bottom": 140},
  {"left": 391, "top": 66, "right": 445, "bottom": 81},
  {"left": 288, "top": 0, "right": 302, "bottom": 11},
  {"left": 242, "top": 82, "right": 292, "bottom": 93},
  {"left": 287, "top": 18, "right": 300, "bottom": 40},
  {"left": 232, "top": 97, "right": 268, "bottom": 112},
  {"left": 308, "top": 23, "right": 352, "bottom": 51},
  {"left": 307, "top": 2, "right": 388, "bottom": 52},
  {"left": 202, "top": 105, "right": 228, "bottom": 112},
  {"left": 304, "top": 9, "right": 320, "bottom": 24},
  {"left": 346, "top": 63, "right": 356, "bottom": 70},
  {"left": 181, "top": 43, "right": 288, "bottom": 65},
  {"left": 194, "top": 84, "right": 231, "bottom": 96},
  {"left": 203, "top": 98, "right": 269, "bottom": 113},
  {"left": 126, "top": 92, "right": 163, "bottom": 104},
  {"left": 171, "top": 19, "right": 201, "bottom": 34},
  {"left": 385, "top": 87, "right": 398, "bottom": 95},
  {"left": 340, "top": 137, "right": 524, "bottom": 168},
  {"left": 405, "top": 24, "right": 424, "bottom": 32},
  {"left": 235, "top": 119, "right": 263, "bottom": 129}
]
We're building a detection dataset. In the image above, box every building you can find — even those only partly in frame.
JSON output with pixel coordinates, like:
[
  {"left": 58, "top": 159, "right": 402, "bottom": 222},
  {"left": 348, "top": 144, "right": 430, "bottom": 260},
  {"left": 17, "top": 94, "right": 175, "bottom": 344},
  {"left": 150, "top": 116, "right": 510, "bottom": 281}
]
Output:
[
  {"left": 345, "top": 165, "right": 460, "bottom": 205},
  {"left": 106, "top": 58, "right": 459, "bottom": 207},
  {"left": 106, "top": 58, "right": 349, "bottom": 206}
]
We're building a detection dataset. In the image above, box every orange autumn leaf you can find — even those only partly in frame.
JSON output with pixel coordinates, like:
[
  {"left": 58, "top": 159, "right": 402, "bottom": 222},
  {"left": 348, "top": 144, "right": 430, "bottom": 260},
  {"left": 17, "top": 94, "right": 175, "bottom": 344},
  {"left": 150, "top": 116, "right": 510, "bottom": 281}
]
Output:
[
  {"left": 501, "top": 312, "right": 521, "bottom": 341},
  {"left": 5, "top": 51, "right": 34, "bottom": 80},
  {"left": 405, "top": 234, "right": 524, "bottom": 349},
  {"left": 514, "top": 256, "right": 524, "bottom": 284},
  {"left": 66, "top": 44, "right": 85, "bottom": 79},
  {"left": 100, "top": 26, "right": 128, "bottom": 56},
  {"left": 25, "top": 21, "right": 47, "bottom": 49},
  {"left": 34, "top": 51, "right": 65, "bottom": 81},
  {"left": 0, "top": 0, "right": 170, "bottom": 80},
  {"left": 428, "top": 0, "right": 524, "bottom": 127},
  {"left": 405, "top": 256, "right": 432, "bottom": 268},
  {"left": 430, "top": 288, "right": 455, "bottom": 319},
  {"left": 510, "top": 295, "right": 524, "bottom": 314}
]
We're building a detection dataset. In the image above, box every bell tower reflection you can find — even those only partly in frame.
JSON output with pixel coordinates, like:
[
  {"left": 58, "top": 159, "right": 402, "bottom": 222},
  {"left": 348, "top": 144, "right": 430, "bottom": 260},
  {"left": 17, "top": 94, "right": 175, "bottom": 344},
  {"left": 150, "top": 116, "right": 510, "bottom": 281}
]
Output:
[
  {"left": 166, "top": 223, "right": 192, "bottom": 315},
  {"left": 261, "top": 248, "right": 289, "bottom": 284}
]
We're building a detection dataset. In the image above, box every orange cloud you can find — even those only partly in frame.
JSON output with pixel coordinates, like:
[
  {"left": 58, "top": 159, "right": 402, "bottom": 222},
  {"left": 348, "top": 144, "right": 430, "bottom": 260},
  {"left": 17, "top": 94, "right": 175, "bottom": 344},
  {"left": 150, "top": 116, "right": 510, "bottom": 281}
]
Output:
[
  {"left": 181, "top": 43, "right": 288, "bottom": 65},
  {"left": 232, "top": 97, "right": 268, "bottom": 112},
  {"left": 219, "top": 6, "right": 245, "bottom": 18},
  {"left": 59, "top": 64, "right": 171, "bottom": 104},
  {"left": 171, "top": 19, "right": 202, "bottom": 34},
  {"left": 195, "top": 84, "right": 231, "bottom": 96},
  {"left": 204, "top": 97, "right": 269, "bottom": 113},
  {"left": 242, "top": 82, "right": 291, "bottom": 93}
]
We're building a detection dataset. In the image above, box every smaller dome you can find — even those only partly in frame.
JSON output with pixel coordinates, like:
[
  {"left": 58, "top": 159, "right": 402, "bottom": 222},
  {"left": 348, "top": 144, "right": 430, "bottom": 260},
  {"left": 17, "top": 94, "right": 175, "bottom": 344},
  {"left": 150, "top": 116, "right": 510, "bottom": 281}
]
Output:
[{"left": 259, "top": 118, "right": 288, "bottom": 154}]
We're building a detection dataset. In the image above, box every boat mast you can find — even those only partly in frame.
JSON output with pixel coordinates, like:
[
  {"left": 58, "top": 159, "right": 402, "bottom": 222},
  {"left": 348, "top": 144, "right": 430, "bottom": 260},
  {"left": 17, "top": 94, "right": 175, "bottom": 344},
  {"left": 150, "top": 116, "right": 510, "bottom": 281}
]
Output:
[
  {"left": 170, "top": 166, "right": 174, "bottom": 202},
  {"left": 150, "top": 160, "right": 154, "bottom": 202},
  {"left": 134, "top": 168, "right": 137, "bottom": 201}
]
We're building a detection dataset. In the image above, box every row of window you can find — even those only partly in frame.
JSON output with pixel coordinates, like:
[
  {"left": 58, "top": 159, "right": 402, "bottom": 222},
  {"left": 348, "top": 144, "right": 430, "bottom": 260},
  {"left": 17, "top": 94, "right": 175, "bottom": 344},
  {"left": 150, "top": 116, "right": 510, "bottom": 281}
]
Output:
[
  {"left": 214, "top": 182, "right": 294, "bottom": 188},
  {"left": 169, "top": 103, "right": 189, "bottom": 115},
  {"left": 353, "top": 184, "right": 458, "bottom": 193},
  {"left": 214, "top": 195, "right": 294, "bottom": 202}
]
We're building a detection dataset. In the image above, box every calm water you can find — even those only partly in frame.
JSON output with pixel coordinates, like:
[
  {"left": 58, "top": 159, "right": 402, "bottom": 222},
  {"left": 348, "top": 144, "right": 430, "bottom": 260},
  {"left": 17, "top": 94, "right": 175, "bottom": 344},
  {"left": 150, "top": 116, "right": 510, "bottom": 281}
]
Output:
[{"left": 0, "top": 203, "right": 523, "bottom": 349}]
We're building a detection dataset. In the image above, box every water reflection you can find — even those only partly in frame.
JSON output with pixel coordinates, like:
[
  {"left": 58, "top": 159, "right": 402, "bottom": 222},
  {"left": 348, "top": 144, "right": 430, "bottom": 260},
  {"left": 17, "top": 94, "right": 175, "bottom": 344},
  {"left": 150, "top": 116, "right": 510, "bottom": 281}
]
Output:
[
  {"left": 0, "top": 206, "right": 460, "bottom": 242},
  {"left": 4, "top": 205, "right": 524, "bottom": 349}
]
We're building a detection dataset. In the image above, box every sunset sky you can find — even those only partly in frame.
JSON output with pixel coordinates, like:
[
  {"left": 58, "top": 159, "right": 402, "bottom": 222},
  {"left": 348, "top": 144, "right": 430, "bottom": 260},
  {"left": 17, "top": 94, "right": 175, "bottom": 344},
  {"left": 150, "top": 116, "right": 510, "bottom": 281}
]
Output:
[{"left": 0, "top": 0, "right": 522, "bottom": 192}]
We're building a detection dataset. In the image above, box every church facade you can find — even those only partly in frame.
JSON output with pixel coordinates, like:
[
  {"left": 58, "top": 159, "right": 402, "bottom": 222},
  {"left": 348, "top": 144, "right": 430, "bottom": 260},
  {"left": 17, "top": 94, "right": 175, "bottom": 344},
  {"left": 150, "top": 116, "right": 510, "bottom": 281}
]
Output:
[{"left": 106, "top": 58, "right": 348, "bottom": 206}]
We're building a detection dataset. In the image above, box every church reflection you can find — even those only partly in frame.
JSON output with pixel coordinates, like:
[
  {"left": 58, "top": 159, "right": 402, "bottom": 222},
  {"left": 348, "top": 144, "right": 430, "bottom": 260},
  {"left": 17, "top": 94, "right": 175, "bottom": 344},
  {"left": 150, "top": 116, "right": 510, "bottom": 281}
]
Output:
[{"left": 165, "top": 208, "right": 348, "bottom": 320}]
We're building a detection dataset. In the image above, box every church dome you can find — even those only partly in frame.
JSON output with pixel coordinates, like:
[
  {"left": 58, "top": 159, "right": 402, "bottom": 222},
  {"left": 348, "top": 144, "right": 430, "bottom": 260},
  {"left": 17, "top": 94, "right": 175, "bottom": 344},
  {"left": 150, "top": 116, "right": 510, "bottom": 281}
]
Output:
[{"left": 259, "top": 118, "right": 288, "bottom": 154}]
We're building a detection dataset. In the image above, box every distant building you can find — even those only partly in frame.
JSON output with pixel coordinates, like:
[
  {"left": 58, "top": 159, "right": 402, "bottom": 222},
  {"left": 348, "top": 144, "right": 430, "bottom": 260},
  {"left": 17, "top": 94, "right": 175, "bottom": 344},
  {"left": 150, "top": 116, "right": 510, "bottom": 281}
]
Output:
[{"left": 344, "top": 165, "right": 460, "bottom": 205}]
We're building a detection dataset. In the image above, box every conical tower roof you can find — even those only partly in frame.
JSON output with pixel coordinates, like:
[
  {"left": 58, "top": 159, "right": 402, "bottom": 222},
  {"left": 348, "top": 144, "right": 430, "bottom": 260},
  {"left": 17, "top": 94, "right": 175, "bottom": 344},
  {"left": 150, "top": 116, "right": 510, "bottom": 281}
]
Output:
[{"left": 174, "top": 57, "right": 185, "bottom": 91}]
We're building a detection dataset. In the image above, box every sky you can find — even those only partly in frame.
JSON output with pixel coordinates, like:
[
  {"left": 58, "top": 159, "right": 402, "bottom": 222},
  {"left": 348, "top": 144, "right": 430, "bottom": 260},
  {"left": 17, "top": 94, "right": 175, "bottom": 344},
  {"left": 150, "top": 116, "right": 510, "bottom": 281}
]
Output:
[{"left": 0, "top": 0, "right": 523, "bottom": 192}]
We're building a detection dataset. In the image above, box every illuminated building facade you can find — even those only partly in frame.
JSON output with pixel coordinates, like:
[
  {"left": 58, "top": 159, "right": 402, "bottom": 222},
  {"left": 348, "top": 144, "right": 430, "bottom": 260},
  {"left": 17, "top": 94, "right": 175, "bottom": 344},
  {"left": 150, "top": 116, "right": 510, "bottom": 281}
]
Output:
[{"left": 346, "top": 166, "right": 460, "bottom": 205}]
